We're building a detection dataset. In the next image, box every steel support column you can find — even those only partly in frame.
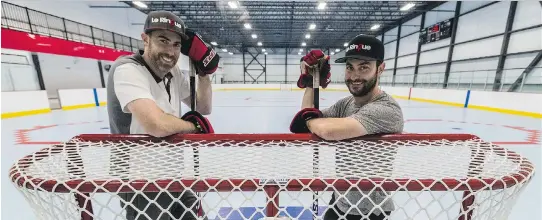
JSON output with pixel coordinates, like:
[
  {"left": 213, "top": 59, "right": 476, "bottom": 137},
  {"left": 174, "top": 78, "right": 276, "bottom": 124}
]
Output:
[
  {"left": 31, "top": 53, "right": 45, "bottom": 90},
  {"left": 443, "top": 1, "right": 462, "bottom": 89},
  {"left": 412, "top": 12, "right": 426, "bottom": 87},
  {"left": 285, "top": 48, "right": 288, "bottom": 84},
  {"left": 507, "top": 51, "right": 542, "bottom": 92},
  {"left": 243, "top": 48, "right": 246, "bottom": 84},
  {"left": 243, "top": 50, "right": 267, "bottom": 84},
  {"left": 392, "top": 24, "right": 401, "bottom": 86},
  {"left": 493, "top": 1, "right": 517, "bottom": 91},
  {"left": 97, "top": 61, "right": 106, "bottom": 88}
]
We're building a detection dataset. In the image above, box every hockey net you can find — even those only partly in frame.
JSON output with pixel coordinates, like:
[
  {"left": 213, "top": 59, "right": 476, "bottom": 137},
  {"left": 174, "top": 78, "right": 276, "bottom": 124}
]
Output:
[{"left": 9, "top": 133, "right": 535, "bottom": 220}]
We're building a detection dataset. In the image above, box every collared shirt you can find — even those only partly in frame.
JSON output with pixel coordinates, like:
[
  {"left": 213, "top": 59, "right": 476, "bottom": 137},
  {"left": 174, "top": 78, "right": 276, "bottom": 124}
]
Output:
[{"left": 106, "top": 51, "right": 191, "bottom": 135}]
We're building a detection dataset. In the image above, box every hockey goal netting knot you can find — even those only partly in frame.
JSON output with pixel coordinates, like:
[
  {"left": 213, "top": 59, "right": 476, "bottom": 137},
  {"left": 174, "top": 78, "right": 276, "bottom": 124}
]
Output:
[{"left": 10, "top": 133, "right": 534, "bottom": 220}]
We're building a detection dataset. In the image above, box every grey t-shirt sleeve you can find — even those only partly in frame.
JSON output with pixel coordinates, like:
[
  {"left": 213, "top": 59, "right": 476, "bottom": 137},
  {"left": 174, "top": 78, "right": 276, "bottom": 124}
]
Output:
[
  {"left": 113, "top": 64, "right": 155, "bottom": 113},
  {"left": 349, "top": 101, "right": 404, "bottom": 135}
]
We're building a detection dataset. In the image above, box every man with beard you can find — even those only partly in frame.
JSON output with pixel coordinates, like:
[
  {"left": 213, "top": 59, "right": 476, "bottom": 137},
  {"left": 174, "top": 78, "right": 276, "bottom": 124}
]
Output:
[
  {"left": 290, "top": 34, "right": 403, "bottom": 220},
  {"left": 106, "top": 11, "right": 218, "bottom": 220}
]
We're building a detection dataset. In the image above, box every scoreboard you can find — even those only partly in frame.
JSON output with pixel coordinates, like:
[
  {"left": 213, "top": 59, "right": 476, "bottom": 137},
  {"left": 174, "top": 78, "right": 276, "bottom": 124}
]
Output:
[{"left": 419, "top": 18, "right": 454, "bottom": 45}]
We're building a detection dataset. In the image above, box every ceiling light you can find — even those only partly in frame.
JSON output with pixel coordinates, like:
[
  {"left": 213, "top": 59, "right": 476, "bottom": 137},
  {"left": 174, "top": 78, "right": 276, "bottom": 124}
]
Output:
[
  {"left": 262, "top": 49, "right": 266, "bottom": 52},
  {"left": 228, "top": 52, "right": 233, "bottom": 55},
  {"left": 305, "top": 34, "right": 311, "bottom": 39},
  {"left": 400, "top": 3, "right": 415, "bottom": 11},
  {"left": 299, "top": 49, "right": 303, "bottom": 52},
  {"left": 132, "top": 1, "right": 147, "bottom": 8},
  {"left": 222, "top": 49, "right": 228, "bottom": 52},
  {"left": 211, "top": 42, "right": 218, "bottom": 46},
  {"left": 251, "top": 34, "right": 257, "bottom": 39},
  {"left": 331, "top": 52, "right": 335, "bottom": 55},
  {"left": 370, "top": 24, "right": 381, "bottom": 30},
  {"left": 298, "top": 52, "right": 301, "bottom": 55},
  {"left": 264, "top": 52, "right": 268, "bottom": 55},
  {"left": 244, "top": 23, "right": 251, "bottom": 29},
  {"left": 317, "top": 2, "right": 326, "bottom": 10},
  {"left": 257, "top": 42, "right": 262, "bottom": 46},
  {"left": 228, "top": 1, "right": 238, "bottom": 9},
  {"left": 335, "top": 49, "right": 340, "bottom": 52},
  {"left": 301, "top": 42, "right": 306, "bottom": 46},
  {"left": 343, "top": 42, "right": 348, "bottom": 47},
  {"left": 309, "top": 24, "right": 316, "bottom": 30}
]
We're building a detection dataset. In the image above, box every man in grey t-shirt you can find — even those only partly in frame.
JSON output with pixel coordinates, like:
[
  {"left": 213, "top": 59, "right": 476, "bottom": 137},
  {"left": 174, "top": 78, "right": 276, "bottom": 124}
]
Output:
[{"left": 291, "top": 34, "right": 404, "bottom": 220}]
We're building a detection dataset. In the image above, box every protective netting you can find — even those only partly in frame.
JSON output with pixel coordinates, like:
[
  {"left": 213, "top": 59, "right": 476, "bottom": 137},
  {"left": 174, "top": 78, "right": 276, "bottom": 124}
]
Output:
[{"left": 9, "top": 133, "right": 535, "bottom": 220}]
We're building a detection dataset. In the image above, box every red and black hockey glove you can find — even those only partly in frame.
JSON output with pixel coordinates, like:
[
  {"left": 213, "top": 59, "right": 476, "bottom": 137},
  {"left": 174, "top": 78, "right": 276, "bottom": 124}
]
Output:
[
  {"left": 297, "top": 50, "right": 331, "bottom": 89},
  {"left": 289, "top": 108, "right": 323, "bottom": 133},
  {"left": 181, "top": 29, "right": 220, "bottom": 75},
  {"left": 181, "top": 111, "right": 215, "bottom": 134}
]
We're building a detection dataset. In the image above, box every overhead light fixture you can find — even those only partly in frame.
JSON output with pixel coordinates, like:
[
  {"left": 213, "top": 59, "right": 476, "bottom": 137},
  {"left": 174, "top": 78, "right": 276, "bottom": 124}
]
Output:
[
  {"left": 305, "top": 34, "right": 311, "bottom": 39},
  {"left": 244, "top": 23, "right": 251, "bottom": 29},
  {"left": 370, "top": 24, "right": 381, "bottom": 30},
  {"left": 222, "top": 49, "right": 228, "bottom": 52},
  {"left": 299, "top": 48, "right": 303, "bottom": 52},
  {"left": 298, "top": 52, "right": 301, "bottom": 55},
  {"left": 228, "top": 1, "right": 238, "bottom": 9},
  {"left": 335, "top": 48, "right": 340, "bottom": 52},
  {"left": 264, "top": 52, "right": 268, "bottom": 55},
  {"left": 301, "top": 42, "right": 306, "bottom": 46},
  {"left": 309, "top": 24, "right": 316, "bottom": 30},
  {"left": 262, "top": 49, "right": 266, "bottom": 52},
  {"left": 251, "top": 34, "right": 257, "bottom": 39},
  {"left": 400, "top": 3, "right": 415, "bottom": 11},
  {"left": 343, "top": 42, "right": 348, "bottom": 47},
  {"left": 211, "top": 42, "right": 218, "bottom": 46},
  {"left": 228, "top": 52, "right": 233, "bottom": 55},
  {"left": 331, "top": 52, "right": 335, "bottom": 55},
  {"left": 257, "top": 42, "right": 262, "bottom": 46},
  {"left": 317, "top": 2, "right": 326, "bottom": 10},
  {"left": 132, "top": 1, "right": 147, "bottom": 8}
]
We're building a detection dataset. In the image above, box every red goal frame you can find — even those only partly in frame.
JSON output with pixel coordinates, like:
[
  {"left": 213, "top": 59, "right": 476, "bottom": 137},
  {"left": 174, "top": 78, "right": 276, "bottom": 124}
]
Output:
[{"left": 9, "top": 133, "right": 535, "bottom": 220}]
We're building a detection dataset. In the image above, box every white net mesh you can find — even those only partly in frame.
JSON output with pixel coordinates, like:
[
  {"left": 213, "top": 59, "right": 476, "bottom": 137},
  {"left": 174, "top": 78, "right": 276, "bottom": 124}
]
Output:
[{"left": 9, "top": 133, "right": 535, "bottom": 220}]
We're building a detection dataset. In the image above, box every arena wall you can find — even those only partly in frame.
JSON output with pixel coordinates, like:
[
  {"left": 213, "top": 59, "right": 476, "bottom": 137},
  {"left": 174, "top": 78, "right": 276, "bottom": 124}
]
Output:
[{"left": 1, "top": 1, "right": 541, "bottom": 119}]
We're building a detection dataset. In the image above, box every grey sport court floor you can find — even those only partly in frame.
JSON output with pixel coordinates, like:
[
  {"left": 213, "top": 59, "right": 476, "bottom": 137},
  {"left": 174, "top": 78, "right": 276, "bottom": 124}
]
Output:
[{"left": 2, "top": 89, "right": 540, "bottom": 220}]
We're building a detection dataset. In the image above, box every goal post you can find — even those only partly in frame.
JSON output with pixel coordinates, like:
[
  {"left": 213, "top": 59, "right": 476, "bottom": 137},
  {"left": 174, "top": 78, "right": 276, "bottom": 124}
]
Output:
[{"left": 9, "top": 133, "right": 535, "bottom": 220}]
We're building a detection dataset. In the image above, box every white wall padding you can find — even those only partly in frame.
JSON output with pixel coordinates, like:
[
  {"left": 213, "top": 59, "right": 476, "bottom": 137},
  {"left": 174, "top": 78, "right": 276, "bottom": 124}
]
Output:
[
  {"left": 421, "top": 38, "right": 451, "bottom": 52},
  {"left": 394, "top": 67, "right": 415, "bottom": 84},
  {"left": 397, "top": 33, "right": 419, "bottom": 56},
  {"left": 384, "top": 41, "right": 397, "bottom": 60},
  {"left": 416, "top": 63, "right": 447, "bottom": 85},
  {"left": 503, "top": 52, "right": 541, "bottom": 84},
  {"left": 419, "top": 47, "right": 449, "bottom": 65},
  {"left": 384, "top": 27, "right": 399, "bottom": 43},
  {"left": 512, "top": 1, "right": 542, "bottom": 31},
  {"left": 449, "top": 57, "right": 498, "bottom": 84},
  {"left": 460, "top": 1, "right": 492, "bottom": 14},
  {"left": 455, "top": 1, "right": 510, "bottom": 43},
  {"left": 507, "top": 27, "right": 542, "bottom": 54},
  {"left": 396, "top": 54, "right": 417, "bottom": 68},
  {"left": 400, "top": 15, "right": 422, "bottom": 37},
  {"left": 424, "top": 2, "right": 457, "bottom": 27},
  {"left": 452, "top": 35, "right": 503, "bottom": 61}
]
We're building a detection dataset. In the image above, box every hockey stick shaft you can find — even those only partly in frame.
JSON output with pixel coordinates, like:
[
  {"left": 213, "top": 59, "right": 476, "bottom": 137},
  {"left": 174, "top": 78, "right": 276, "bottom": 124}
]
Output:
[
  {"left": 189, "top": 61, "right": 196, "bottom": 111},
  {"left": 311, "top": 60, "right": 321, "bottom": 218}
]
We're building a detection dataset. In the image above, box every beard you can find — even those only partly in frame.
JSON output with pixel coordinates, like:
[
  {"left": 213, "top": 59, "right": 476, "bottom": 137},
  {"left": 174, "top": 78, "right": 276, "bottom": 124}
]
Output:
[
  {"left": 345, "top": 73, "right": 378, "bottom": 97},
  {"left": 148, "top": 45, "right": 178, "bottom": 73}
]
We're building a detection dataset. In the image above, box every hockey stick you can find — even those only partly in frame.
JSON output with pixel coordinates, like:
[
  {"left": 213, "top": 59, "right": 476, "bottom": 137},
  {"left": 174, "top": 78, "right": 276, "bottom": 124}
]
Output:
[
  {"left": 189, "top": 61, "right": 204, "bottom": 218},
  {"left": 311, "top": 59, "right": 322, "bottom": 219}
]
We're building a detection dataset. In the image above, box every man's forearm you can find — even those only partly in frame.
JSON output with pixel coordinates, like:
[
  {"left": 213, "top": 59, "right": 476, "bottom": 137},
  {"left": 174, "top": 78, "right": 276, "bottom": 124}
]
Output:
[
  {"left": 196, "top": 75, "right": 212, "bottom": 114},
  {"left": 153, "top": 113, "right": 197, "bottom": 137},
  {"left": 301, "top": 88, "right": 314, "bottom": 109}
]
